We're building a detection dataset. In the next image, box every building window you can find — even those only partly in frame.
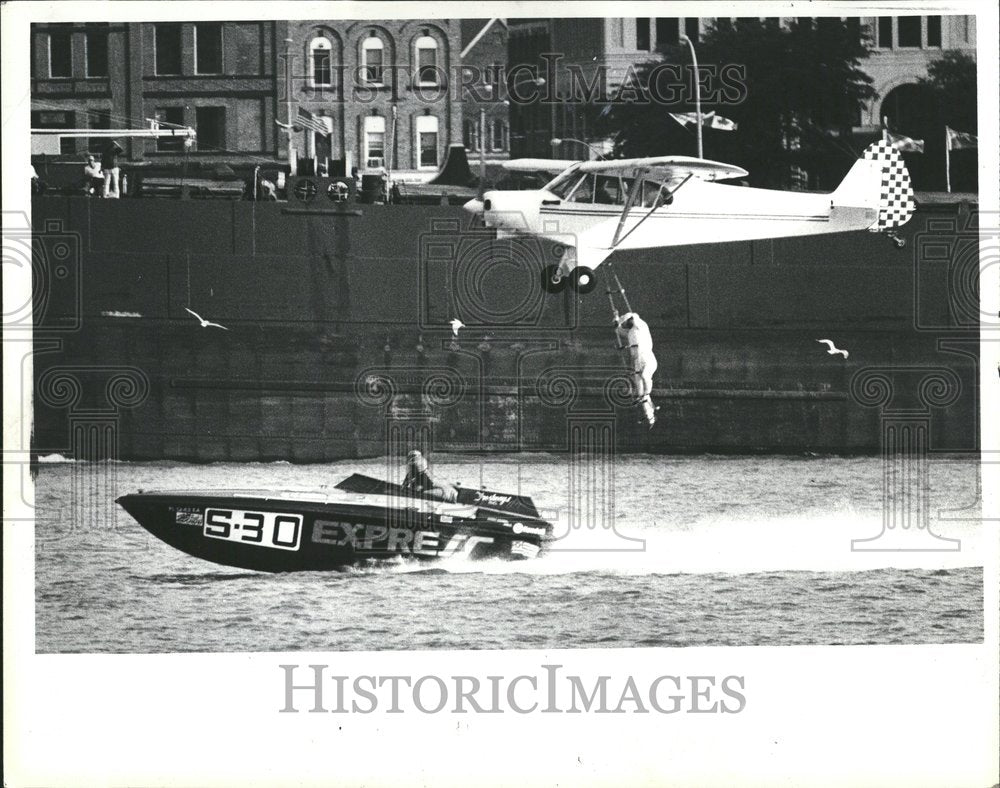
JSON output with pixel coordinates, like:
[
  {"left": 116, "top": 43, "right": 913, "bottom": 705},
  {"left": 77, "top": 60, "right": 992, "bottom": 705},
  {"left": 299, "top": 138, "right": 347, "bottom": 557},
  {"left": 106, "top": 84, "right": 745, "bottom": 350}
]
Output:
[
  {"left": 636, "top": 18, "right": 650, "bottom": 50},
  {"left": 684, "top": 17, "right": 700, "bottom": 42},
  {"left": 416, "top": 114, "right": 439, "bottom": 169},
  {"left": 897, "top": 16, "right": 921, "bottom": 47},
  {"left": 362, "top": 36, "right": 384, "bottom": 85},
  {"left": 155, "top": 23, "right": 182, "bottom": 75},
  {"left": 415, "top": 35, "right": 438, "bottom": 85},
  {"left": 195, "top": 106, "right": 226, "bottom": 151},
  {"left": 491, "top": 120, "right": 506, "bottom": 152},
  {"left": 926, "top": 16, "right": 941, "bottom": 47},
  {"left": 310, "top": 37, "right": 332, "bottom": 87},
  {"left": 364, "top": 115, "right": 385, "bottom": 168},
  {"left": 154, "top": 107, "right": 186, "bottom": 151},
  {"left": 877, "top": 17, "right": 893, "bottom": 47},
  {"left": 85, "top": 29, "right": 108, "bottom": 77},
  {"left": 655, "top": 18, "right": 679, "bottom": 47},
  {"left": 32, "top": 110, "right": 76, "bottom": 154},
  {"left": 464, "top": 118, "right": 479, "bottom": 152},
  {"left": 195, "top": 23, "right": 223, "bottom": 74},
  {"left": 49, "top": 28, "right": 72, "bottom": 78}
]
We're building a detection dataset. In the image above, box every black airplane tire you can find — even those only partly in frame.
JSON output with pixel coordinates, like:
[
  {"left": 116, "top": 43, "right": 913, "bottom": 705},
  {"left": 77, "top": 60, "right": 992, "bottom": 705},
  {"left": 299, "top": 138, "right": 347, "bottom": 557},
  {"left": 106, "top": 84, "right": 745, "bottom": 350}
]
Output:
[
  {"left": 542, "top": 265, "right": 566, "bottom": 293},
  {"left": 571, "top": 266, "right": 597, "bottom": 294}
]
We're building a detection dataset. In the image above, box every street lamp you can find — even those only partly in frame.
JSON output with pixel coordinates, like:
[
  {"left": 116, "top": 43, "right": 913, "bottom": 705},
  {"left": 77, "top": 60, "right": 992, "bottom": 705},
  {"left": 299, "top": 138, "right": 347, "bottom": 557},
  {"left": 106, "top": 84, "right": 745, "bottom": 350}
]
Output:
[
  {"left": 482, "top": 76, "right": 545, "bottom": 194},
  {"left": 284, "top": 37, "right": 296, "bottom": 174},
  {"left": 679, "top": 34, "right": 702, "bottom": 159},
  {"left": 550, "top": 137, "right": 602, "bottom": 160}
]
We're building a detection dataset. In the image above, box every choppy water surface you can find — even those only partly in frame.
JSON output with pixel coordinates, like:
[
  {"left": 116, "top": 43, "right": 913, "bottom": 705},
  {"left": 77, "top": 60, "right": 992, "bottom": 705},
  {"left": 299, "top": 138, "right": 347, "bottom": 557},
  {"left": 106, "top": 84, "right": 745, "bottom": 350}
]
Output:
[{"left": 34, "top": 454, "right": 983, "bottom": 653}]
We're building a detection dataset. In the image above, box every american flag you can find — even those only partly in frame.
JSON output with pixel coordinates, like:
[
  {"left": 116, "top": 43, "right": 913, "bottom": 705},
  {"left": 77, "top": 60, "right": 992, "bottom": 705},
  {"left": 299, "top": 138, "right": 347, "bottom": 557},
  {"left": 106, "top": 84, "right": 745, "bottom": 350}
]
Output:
[{"left": 296, "top": 106, "right": 330, "bottom": 136}]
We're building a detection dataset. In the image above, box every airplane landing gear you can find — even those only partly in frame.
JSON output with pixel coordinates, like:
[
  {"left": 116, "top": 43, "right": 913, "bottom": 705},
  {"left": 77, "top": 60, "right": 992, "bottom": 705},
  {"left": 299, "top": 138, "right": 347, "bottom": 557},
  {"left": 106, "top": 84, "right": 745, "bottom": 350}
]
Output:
[
  {"left": 571, "top": 266, "right": 597, "bottom": 294},
  {"left": 888, "top": 232, "right": 906, "bottom": 249},
  {"left": 541, "top": 264, "right": 566, "bottom": 293},
  {"left": 542, "top": 265, "right": 598, "bottom": 294}
]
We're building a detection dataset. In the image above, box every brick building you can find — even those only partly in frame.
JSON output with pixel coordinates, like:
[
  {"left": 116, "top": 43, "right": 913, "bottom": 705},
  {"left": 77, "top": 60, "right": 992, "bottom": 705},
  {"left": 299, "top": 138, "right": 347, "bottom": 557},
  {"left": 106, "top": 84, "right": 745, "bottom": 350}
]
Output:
[
  {"left": 460, "top": 18, "right": 510, "bottom": 166},
  {"left": 30, "top": 19, "right": 464, "bottom": 178},
  {"left": 31, "top": 21, "right": 284, "bottom": 163},
  {"left": 287, "top": 19, "right": 462, "bottom": 177}
]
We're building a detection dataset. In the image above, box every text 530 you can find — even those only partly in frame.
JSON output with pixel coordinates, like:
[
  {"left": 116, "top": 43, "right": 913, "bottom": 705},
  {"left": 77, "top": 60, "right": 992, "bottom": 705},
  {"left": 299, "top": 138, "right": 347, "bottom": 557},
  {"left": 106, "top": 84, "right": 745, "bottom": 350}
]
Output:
[{"left": 203, "top": 508, "right": 303, "bottom": 551}]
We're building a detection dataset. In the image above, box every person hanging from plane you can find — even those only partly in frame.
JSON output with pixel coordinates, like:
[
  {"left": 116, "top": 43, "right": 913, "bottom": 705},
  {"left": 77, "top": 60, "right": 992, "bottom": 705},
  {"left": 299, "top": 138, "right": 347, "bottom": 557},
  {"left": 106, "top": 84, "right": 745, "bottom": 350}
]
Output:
[
  {"left": 402, "top": 450, "right": 458, "bottom": 502},
  {"left": 614, "top": 312, "right": 659, "bottom": 428}
]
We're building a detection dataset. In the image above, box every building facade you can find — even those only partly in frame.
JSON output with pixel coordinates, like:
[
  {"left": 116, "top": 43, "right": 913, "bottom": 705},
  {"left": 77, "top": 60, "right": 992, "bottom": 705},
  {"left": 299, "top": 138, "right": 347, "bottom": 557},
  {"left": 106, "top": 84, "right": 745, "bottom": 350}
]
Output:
[
  {"left": 286, "top": 20, "right": 462, "bottom": 176},
  {"left": 460, "top": 19, "right": 510, "bottom": 166},
  {"left": 30, "top": 19, "right": 464, "bottom": 177},
  {"left": 31, "top": 21, "right": 284, "bottom": 163},
  {"left": 508, "top": 15, "right": 978, "bottom": 159}
]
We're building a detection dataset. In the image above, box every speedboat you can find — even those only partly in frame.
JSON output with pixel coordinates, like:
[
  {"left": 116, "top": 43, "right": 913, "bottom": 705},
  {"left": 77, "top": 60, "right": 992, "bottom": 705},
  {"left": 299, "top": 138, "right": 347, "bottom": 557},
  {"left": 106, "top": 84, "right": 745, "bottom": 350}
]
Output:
[{"left": 116, "top": 473, "right": 553, "bottom": 572}]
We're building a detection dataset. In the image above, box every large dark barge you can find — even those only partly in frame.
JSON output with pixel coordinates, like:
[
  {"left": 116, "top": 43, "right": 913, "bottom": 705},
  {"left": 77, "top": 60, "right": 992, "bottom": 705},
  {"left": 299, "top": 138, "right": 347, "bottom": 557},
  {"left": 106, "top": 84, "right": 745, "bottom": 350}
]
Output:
[{"left": 29, "top": 188, "right": 979, "bottom": 461}]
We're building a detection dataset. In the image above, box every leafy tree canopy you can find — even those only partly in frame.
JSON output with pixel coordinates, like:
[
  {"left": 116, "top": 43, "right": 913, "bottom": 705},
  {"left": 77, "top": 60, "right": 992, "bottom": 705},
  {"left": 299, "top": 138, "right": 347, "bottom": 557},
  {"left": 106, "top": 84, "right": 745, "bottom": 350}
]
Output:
[
  {"left": 919, "top": 50, "right": 977, "bottom": 133},
  {"left": 595, "top": 18, "right": 875, "bottom": 188}
]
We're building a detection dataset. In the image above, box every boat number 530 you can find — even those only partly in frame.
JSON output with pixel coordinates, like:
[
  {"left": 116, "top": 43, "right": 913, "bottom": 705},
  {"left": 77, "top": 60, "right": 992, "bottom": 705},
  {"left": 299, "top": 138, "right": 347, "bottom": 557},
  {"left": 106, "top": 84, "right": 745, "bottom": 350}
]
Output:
[{"left": 203, "top": 508, "right": 303, "bottom": 551}]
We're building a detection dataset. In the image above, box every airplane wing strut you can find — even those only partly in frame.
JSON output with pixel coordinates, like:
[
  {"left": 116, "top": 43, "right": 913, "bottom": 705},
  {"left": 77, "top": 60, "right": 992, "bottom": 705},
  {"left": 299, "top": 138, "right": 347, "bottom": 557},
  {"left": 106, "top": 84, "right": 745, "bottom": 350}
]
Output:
[{"left": 610, "top": 173, "right": 694, "bottom": 251}]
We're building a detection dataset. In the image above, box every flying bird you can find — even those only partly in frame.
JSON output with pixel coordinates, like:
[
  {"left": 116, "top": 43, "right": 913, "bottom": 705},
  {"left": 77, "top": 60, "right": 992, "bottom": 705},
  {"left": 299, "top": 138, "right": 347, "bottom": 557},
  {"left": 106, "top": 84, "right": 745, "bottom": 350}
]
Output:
[
  {"left": 185, "top": 308, "right": 229, "bottom": 330},
  {"left": 450, "top": 318, "right": 465, "bottom": 337},
  {"left": 817, "top": 339, "right": 848, "bottom": 358}
]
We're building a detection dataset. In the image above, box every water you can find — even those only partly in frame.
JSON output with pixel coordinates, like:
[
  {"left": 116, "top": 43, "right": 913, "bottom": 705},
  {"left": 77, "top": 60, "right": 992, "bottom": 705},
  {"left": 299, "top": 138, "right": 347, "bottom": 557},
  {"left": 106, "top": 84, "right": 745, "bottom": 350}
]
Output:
[{"left": 33, "top": 454, "right": 984, "bottom": 653}]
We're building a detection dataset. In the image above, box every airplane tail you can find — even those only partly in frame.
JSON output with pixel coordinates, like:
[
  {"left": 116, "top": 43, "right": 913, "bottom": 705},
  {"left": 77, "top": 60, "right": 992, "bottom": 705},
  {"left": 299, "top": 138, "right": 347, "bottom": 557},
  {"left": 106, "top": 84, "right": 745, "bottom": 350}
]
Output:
[{"left": 831, "top": 140, "right": 916, "bottom": 233}]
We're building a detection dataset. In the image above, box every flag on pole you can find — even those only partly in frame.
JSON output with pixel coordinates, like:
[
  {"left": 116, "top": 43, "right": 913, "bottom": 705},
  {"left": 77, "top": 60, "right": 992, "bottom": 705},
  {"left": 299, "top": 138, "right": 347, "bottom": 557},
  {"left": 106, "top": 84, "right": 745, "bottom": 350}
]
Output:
[
  {"left": 669, "top": 111, "right": 737, "bottom": 131},
  {"left": 707, "top": 114, "right": 737, "bottom": 131},
  {"left": 296, "top": 106, "right": 331, "bottom": 136},
  {"left": 946, "top": 126, "right": 977, "bottom": 150},
  {"left": 886, "top": 129, "right": 924, "bottom": 153}
]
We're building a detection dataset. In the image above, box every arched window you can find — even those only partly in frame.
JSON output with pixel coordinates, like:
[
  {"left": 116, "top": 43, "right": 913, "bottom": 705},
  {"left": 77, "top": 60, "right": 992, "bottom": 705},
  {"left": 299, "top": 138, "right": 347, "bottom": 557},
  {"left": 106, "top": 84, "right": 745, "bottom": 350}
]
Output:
[
  {"left": 310, "top": 37, "right": 332, "bottom": 87},
  {"left": 415, "top": 35, "right": 438, "bottom": 86},
  {"left": 416, "top": 114, "right": 439, "bottom": 169},
  {"left": 362, "top": 36, "right": 384, "bottom": 85}
]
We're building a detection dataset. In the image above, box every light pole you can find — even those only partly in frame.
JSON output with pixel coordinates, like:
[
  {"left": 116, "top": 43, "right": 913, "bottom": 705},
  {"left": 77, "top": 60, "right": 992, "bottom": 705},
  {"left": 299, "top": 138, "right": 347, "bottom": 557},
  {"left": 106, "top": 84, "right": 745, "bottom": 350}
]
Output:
[
  {"left": 550, "top": 137, "right": 602, "bottom": 160},
  {"left": 680, "top": 34, "right": 702, "bottom": 159},
  {"left": 479, "top": 106, "right": 487, "bottom": 196},
  {"left": 284, "top": 36, "right": 296, "bottom": 175},
  {"left": 501, "top": 74, "right": 544, "bottom": 164}
]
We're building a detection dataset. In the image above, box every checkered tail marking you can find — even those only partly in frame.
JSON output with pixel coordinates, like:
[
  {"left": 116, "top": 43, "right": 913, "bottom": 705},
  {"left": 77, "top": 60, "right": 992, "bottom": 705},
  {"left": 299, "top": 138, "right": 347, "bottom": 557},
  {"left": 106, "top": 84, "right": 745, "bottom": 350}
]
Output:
[{"left": 862, "top": 140, "right": 916, "bottom": 231}]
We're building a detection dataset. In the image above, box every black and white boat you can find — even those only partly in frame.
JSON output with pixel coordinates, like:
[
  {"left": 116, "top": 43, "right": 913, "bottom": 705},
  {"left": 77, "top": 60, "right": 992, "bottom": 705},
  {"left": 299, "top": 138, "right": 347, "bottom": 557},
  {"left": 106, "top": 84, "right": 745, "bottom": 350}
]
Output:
[{"left": 116, "top": 473, "right": 553, "bottom": 572}]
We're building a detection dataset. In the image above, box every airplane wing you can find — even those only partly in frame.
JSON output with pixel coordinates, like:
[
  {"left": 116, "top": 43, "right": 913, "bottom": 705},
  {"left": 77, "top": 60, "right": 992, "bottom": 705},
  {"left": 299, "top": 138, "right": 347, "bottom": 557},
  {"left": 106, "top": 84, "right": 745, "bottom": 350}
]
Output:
[
  {"left": 501, "top": 158, "right": 581, "bottom": 174},
  {"left": 575, "top": 155, "right": 748, "bottom": 182}
]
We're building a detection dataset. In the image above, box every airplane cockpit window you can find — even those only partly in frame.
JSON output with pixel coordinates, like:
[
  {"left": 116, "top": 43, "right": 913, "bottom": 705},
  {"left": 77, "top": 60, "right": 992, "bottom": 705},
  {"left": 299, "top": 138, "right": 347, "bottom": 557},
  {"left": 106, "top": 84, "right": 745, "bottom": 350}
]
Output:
[
  {"left": 544, "top": 169, "right": 584, "bottom": 199},
  {"left": 594, "top": 175, "right": 626, "bottom": 205},
  {"left": 568, "top": 174, "right": 595, "bottom": 203},
  {"left": 640, "top": 179, "right": 671, "bottom": 208}
]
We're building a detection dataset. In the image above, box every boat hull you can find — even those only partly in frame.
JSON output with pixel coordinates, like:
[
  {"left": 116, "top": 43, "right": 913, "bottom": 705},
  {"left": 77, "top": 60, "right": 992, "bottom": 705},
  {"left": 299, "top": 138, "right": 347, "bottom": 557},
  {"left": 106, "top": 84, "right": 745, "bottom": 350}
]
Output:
[{"left": 117, "top": 488, "right": 551, "bottom": 572}]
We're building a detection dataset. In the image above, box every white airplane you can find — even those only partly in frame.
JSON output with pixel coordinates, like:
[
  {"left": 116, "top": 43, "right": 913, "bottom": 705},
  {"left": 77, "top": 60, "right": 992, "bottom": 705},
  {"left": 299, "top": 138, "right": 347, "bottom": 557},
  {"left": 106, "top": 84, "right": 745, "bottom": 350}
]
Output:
[{"left": 464, "top": 141, "right": 915, "bottom": 293}]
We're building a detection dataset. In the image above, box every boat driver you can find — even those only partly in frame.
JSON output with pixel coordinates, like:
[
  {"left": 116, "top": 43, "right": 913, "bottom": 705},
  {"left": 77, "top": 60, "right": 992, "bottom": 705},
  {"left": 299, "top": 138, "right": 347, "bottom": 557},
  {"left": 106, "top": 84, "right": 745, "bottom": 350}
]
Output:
[{"left": 402, "top": 450, "right": 458, "bottom": 502}]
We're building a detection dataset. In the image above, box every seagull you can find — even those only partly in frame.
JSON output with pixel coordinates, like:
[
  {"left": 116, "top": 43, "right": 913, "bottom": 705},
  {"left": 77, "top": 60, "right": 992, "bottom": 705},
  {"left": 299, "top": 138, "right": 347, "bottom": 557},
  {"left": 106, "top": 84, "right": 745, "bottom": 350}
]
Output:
[
  {"left": 185, "top": 307, "right": 229, "bottom": 330},
  {"left": 450, "top": 318, "right": 465, "bottom": 337},
  {"left": 817, "top": 339, "right": 848, "bottom": 358}
]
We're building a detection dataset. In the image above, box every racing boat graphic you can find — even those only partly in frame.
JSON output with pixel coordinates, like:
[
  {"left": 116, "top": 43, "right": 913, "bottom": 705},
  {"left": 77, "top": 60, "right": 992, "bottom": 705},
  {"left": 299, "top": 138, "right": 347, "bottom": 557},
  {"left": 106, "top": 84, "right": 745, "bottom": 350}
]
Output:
[{"left": 117, "top": 473, "right": 553, "bottom": 572}]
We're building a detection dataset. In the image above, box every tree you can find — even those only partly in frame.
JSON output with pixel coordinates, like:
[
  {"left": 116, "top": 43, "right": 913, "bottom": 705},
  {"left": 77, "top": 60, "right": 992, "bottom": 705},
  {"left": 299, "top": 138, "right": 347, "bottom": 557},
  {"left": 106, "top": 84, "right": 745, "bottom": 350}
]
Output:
[
  {"left": 920, "top": 50, "right": 977, "bottom": 133},
  {"left": 595, "top": 18, "right": 875, "bottom": 188},
  {"left": 918, "top": 50, "right": 978, "bottom": 192}
]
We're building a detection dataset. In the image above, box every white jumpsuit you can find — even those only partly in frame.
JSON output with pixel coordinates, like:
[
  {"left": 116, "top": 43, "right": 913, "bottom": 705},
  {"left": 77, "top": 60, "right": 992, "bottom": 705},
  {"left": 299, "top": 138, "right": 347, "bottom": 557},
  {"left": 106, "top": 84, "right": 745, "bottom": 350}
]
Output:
[{"left": 615, "top": 312, "right": 658, "bottom": 425}]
